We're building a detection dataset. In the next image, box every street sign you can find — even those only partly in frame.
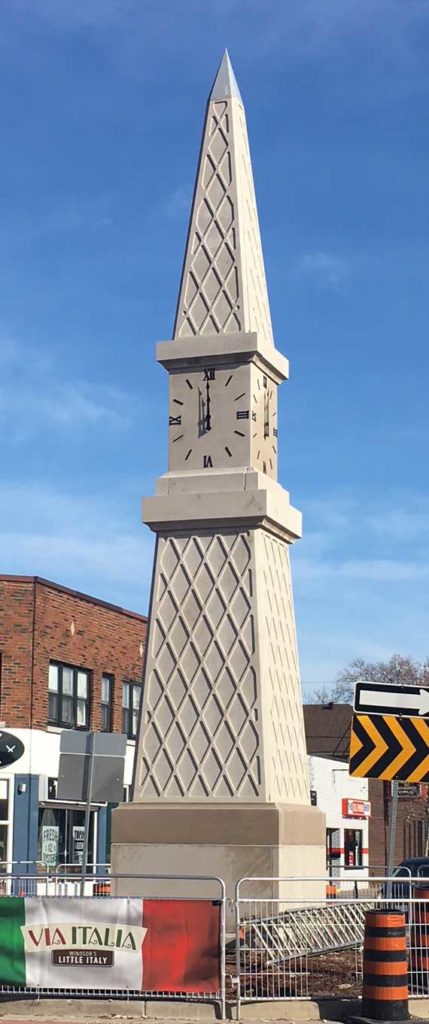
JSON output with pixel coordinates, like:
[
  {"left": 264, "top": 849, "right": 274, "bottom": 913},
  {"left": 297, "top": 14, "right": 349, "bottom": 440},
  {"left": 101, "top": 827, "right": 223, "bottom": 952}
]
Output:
[
  {"left": 349, "top": 713, "right": 429, "bottom": 782},
  {"left": 393, "top": 782, "right": 422, "bottom": 799},
  {"left": 354, "top": 681, "right": 429, "bottom": 719},
  {"left": 57, "top": 732, "right": 127, "bottom": 893},
  {"left": 57, "top": 732, "right": 127, "bottom": 802}
]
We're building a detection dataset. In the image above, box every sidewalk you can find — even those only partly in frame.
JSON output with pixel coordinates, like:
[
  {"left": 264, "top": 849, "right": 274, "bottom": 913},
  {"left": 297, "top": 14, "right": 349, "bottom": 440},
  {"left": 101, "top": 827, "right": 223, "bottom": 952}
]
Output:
[{"left": 0, "top": 999, "right": 428, "bottom": 1022}]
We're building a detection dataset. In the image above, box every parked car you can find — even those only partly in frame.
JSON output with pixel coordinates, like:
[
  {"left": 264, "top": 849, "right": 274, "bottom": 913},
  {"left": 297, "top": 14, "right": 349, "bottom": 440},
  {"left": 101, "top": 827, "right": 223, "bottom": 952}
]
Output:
[{"left": 381, "top": 857, "right": 429, "bottom": 902}]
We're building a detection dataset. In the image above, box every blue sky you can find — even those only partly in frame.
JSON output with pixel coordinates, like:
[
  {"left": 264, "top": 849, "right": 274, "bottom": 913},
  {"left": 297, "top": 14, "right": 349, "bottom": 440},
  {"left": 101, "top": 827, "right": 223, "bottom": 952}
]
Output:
[{"left": 1, "top": 0, "right": 429, "bottom": 690}]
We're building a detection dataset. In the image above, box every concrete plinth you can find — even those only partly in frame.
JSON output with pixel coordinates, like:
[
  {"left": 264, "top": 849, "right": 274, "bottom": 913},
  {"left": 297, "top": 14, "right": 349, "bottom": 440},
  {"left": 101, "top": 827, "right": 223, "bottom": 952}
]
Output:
[{"left": 111, "top": 801, "right": 326, "bottom": 923}]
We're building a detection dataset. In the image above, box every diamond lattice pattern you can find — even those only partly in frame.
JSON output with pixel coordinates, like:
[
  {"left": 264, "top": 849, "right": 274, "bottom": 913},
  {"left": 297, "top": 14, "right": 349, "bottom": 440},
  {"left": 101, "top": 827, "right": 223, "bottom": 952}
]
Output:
[
  {"left": 174, "top": 98, "right": 273, "bottom": 346},
  {"left": 137, "top": 531, "right": 262, "bottom": 799},
  {"left": 235, "top": 103, "right": 273, "bottom": 348},
  {"left": 259, "top": 531, "right": 310, "bottom": 804}
]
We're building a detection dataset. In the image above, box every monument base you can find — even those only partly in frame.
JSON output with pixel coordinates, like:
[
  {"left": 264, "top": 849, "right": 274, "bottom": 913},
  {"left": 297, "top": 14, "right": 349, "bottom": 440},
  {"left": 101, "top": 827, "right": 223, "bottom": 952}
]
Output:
[{"left": 111, "top": 801, "right": 326, "bottom": 923}]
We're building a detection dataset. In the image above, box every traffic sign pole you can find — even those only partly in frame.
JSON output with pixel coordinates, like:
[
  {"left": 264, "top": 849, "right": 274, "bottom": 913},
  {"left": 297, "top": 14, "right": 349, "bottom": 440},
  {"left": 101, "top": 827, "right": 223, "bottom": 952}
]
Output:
[
  {"left": 80, "top": 731, "right": 95, "bottom": 898},
  {"left": 387, "top": 780, "right": 399, "bottom": 896}
]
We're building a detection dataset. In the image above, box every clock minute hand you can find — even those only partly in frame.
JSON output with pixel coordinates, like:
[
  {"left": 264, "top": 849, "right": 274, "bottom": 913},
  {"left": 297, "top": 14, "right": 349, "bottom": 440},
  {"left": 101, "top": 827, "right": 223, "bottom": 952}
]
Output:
[
  {"left": 264, "top": 390, "right": 269, "bottom": 438},
  {"left": 205, "top": 378, "right": 212, "bottom": 431}
]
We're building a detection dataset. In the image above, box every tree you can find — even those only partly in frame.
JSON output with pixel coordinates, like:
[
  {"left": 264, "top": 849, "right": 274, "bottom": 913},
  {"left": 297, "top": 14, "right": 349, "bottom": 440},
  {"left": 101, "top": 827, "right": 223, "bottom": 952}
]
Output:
[{"left": 313, "top": 654, "right": 429, "bottom": 705}]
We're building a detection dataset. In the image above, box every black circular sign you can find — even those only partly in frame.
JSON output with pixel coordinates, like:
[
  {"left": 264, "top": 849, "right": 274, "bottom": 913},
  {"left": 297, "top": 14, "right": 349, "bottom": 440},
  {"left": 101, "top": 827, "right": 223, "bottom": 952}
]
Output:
[{"left": 0, "top": 732, "right": 25, "bottom": 768}]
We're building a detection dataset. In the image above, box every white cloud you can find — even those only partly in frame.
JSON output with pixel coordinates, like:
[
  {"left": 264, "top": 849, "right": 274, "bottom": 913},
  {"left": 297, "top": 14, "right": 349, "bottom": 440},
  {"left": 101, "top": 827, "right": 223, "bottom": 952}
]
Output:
[
  {"left": 1, "top": 482, "right": 428, "bottom": 686},
  {"left": 0, "top": 482, "right": 154, "bottom": 611},
  {"left": 291, "top": 252, "right": 349, "bottom": 290},
  {"left": 40, "top": 381, "right": 130, "bottom": 429},
  {"left": 292, "top": 492, "right": 429, "bottom": 682},
  {"left": 0, "top": 333, "right": 134, "bottom": 438},
  {"left": 1, "top": 194, "right": 114, "bottom": 249},
  {"left": 297, "top": 556, "right": 429, "bottom": 582}
]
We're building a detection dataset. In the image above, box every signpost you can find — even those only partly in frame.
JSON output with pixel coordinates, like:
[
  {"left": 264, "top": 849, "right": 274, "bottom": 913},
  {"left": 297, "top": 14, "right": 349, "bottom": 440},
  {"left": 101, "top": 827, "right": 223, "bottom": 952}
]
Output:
[
  {"left": 57, "top": 732, "right": 127, "bottom": 894},
  {"left": 350, "top": 680, "right": 429, "bottom": 882}
]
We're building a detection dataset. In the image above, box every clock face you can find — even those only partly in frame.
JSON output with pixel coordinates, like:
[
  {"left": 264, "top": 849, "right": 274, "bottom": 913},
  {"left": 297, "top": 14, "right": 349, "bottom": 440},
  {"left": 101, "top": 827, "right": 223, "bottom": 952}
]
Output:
[
  {"left": 168, "top": 364, "right": 277, "bottom": 476},
  {"left": 251, "top": 367, "right": 278, "bottom": 478}
]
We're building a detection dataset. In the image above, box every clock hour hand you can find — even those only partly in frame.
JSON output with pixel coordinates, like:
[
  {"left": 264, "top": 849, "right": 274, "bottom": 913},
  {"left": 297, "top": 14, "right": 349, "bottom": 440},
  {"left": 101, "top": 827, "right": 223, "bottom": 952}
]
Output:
[{"left": 205, "top": 378, "right": 212, "bottom": 431}]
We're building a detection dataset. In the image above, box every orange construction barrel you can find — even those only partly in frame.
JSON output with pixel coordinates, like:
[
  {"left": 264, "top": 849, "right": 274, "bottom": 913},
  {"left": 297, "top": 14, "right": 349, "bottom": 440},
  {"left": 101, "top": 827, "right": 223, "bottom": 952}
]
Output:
[
  {"left": 93, "top": 880, "right": 111, "bottom": 897},
  {"left": 362, "top": 910, "right": 409, "bottom": 1020},
  {"left": 410, "top": 884, "right": 429, "bottom": 991}
]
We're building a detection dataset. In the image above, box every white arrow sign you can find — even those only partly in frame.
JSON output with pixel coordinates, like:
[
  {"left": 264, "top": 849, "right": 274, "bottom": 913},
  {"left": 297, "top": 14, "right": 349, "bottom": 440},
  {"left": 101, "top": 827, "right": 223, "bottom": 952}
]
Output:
[{"left": 359, "top": 687, "right": 429, "bottom": 716}]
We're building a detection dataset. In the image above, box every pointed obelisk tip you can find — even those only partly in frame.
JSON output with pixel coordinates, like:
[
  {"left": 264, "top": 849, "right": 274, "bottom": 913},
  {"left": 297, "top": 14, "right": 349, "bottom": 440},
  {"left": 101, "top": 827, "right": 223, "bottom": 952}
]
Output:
[{"left": 209, "top": 50, "right": 243, "bottom": 104}]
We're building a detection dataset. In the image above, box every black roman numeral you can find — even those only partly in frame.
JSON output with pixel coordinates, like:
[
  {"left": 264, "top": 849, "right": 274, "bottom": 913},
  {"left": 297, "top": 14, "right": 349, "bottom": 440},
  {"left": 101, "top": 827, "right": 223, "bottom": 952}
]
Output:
[
  {"left": 252, "top": 411, "right": 257, "bottom": 421},
  {"left": 203, "top": 455, "right": 213, "bottom": 468},
  {"left": 273, "top": 427, "right": 278, "bottom": 437},
  {"left": 169, "top": 415, "right": 182, "bottom": 426},
  {"left": 236, "top": 410, "right": 249, "bottom": 420},
  {"left": 203, "top": 368, "right": 215, "bottom": 381}
]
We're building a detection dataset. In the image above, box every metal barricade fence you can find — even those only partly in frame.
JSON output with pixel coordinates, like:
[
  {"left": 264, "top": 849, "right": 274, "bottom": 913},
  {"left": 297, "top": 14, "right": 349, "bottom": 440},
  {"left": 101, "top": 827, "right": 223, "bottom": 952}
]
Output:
[
  {"left": 234, "top": 874, "right": 429, "bottom": 1011},
  {"left": 0, "top": 862, "right": 113, "bottom": 897},
  {"left": 0, "top": 871, "right": 226, "bottom": 1017}
]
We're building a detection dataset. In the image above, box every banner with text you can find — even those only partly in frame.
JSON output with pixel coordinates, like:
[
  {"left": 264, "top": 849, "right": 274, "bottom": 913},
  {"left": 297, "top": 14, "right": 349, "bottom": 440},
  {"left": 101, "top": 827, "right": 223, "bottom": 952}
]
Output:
[{"left": 0, "top": 897, "right": 221, "bottom": 994}]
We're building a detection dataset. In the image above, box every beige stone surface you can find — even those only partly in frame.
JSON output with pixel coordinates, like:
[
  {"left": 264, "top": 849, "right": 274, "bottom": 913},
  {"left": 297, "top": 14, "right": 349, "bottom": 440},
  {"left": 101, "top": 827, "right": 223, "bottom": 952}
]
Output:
[
  {"left": 112, "top": 801, "right": 326, "bottom": 923},
  {"left": 113, "top": 55, "right": 326, "bottom": 894},
  {"left": 156, "top": 331, "right": 289, "bottom": 379},
  {"left": 113, "top": 801, "right": 325, "bottom": 845},
  {"left": 173, "top": 83, "right": 273, "bottom": 346},
  {"left": 133, "top": 528, "right": 309, "bottom": 805}
]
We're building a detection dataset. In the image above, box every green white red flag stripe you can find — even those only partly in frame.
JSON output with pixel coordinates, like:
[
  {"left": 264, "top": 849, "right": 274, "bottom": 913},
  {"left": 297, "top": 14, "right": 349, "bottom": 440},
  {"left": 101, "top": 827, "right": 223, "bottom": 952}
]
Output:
[{"left": 0, "top": 897, "right": 220, "bottom": 993}]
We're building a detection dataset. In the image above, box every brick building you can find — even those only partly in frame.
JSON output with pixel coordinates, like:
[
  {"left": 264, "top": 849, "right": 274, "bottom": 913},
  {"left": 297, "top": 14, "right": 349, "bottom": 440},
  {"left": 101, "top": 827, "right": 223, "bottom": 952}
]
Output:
[
  {"left": 0, "top": 575, "right": 147, "bottom": 871},
  {"left": 304, "top": 703, "right": 429, "bottom": 872}
]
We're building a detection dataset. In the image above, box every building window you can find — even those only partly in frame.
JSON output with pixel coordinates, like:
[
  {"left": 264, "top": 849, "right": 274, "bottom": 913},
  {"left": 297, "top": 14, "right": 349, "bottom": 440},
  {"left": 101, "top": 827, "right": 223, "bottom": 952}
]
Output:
[
  {"left": 122, "top": 682, "right": 141, "bottom": 739},
  {"left": 326, "top": 827, "right": 341, "bottom": 871},
  {"left": 38, "top": 806, "right": 95, "bottom": 869},
  {"left": 0, "top": 780, "right": 9, "bottom": 872},
  {"left": 344, "top": 828, "right": 363, "bottom": 868},
  {"left": 101, "top": 674, "right": 114, "bottom": 732},
  {"left": 48, "top": 662, "right": 90, "bottom": 729}
]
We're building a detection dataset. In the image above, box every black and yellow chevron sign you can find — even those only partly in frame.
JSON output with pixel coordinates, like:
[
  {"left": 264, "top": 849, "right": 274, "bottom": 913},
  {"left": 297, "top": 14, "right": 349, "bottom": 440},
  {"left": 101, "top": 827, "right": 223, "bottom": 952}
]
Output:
[{"left": 350, "top": 713, "right": 429, "bottom": 782}]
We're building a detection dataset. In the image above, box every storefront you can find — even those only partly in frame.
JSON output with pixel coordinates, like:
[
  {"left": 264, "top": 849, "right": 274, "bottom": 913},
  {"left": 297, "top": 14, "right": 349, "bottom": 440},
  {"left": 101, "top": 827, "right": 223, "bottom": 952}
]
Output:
[
  {"left": 308, "top": 755, "right": 370, "bottom": 883},
  {"left": 0, "top": 728, "right": 135, "bottom": 873}
]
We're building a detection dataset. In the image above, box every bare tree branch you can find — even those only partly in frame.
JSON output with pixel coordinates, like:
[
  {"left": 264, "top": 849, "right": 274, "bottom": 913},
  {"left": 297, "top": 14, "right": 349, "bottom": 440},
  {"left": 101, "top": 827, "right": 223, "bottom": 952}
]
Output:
[{"left": 311, "top": 654, "right": 429, "bottom": 704}]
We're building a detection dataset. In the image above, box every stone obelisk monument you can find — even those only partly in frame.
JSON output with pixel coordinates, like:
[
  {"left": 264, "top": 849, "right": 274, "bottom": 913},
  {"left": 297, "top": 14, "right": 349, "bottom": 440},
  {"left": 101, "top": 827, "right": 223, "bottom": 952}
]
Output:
[{"left": 112, "top": 53, "right": 325, "bottom": 896}]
